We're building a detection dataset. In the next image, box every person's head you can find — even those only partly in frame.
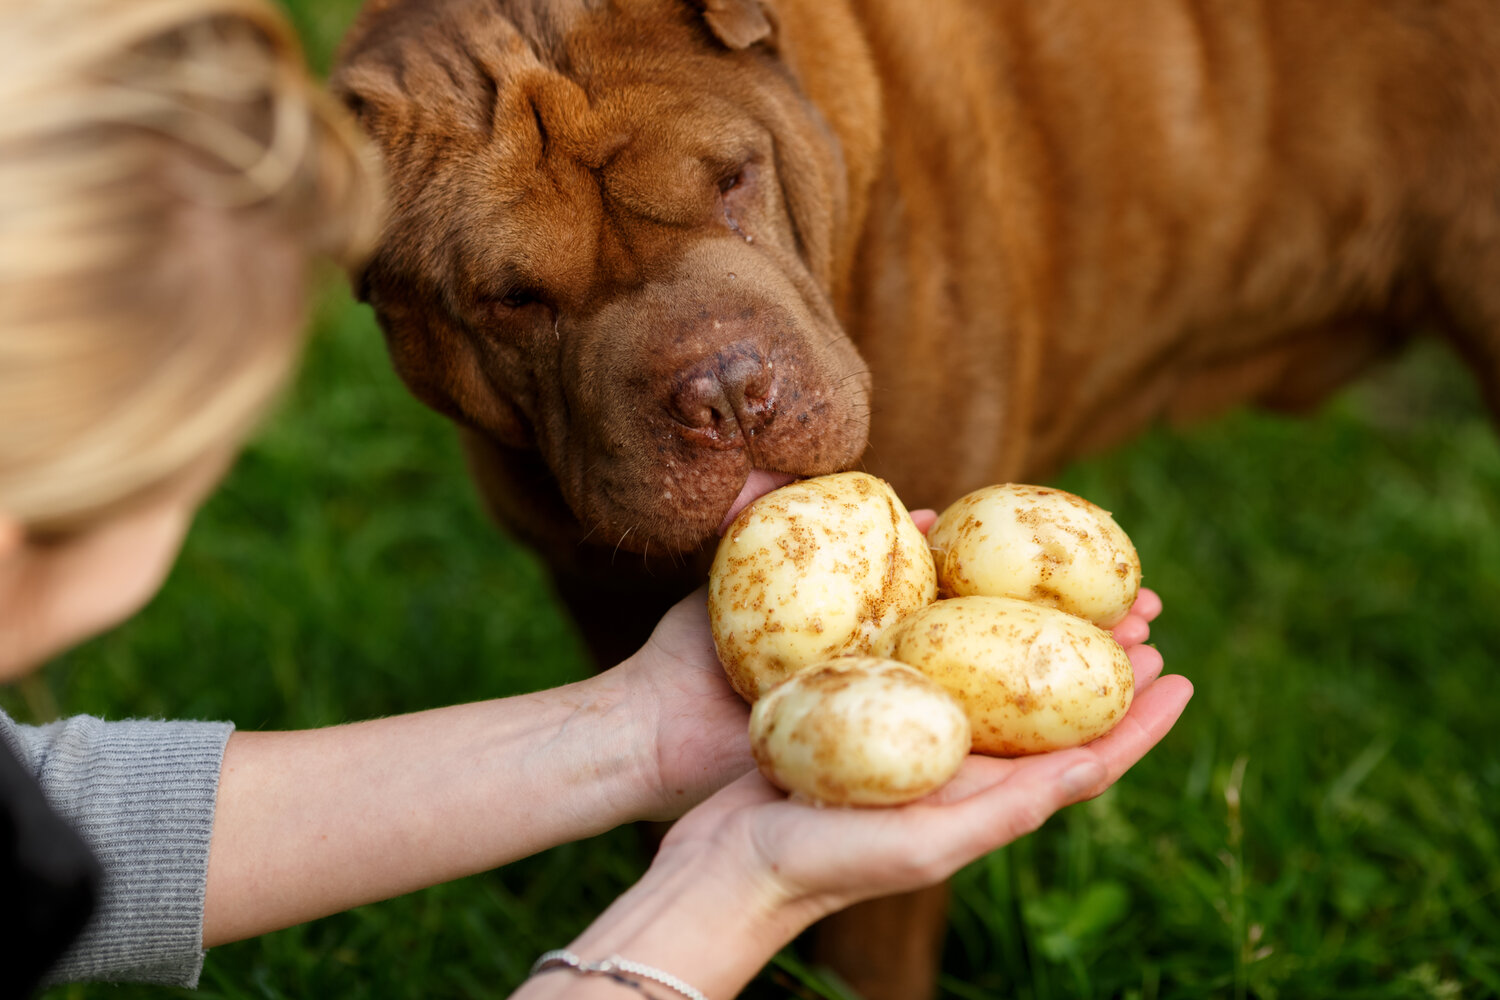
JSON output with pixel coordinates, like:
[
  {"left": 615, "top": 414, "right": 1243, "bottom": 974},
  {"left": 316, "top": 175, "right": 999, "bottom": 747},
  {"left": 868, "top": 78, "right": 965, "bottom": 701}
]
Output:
[{"left": 0, "top": 0, "right": 384, "bottom": 678}]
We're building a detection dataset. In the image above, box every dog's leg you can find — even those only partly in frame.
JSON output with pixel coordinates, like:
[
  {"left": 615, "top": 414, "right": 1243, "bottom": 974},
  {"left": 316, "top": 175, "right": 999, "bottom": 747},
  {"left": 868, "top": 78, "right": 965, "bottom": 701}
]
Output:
[
  {"left": 1431, "top": 224, "right": 1500, "bottom": 423},
  {"left": 812, "top": 884, "right": 950, "bottom": 1000}
]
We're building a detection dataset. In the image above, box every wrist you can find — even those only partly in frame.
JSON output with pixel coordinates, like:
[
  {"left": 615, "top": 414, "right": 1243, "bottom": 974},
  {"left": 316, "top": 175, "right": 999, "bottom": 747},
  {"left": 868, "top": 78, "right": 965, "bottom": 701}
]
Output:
[
  {"left": 609, "top": 652, "right": 726, "bottom": 822},
  {"left": 528, "top": 951, "right": 712, "bottom": 1000},
  {"left": 601, "top": 653, "right": 675, "bottom": 820},
  {"left": 612, "top": 647, "right": 756, "bottom": 823},
  {"left": 515, "top": 835, "right": 818, "bottom": 1000},
  {"left": 553, "top": 668, "right": 674, "bottom": 827}
]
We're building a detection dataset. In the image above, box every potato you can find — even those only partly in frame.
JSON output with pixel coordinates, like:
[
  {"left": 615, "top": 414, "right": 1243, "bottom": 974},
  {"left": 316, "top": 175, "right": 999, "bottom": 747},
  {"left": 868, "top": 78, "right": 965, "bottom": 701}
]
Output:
[
  {"left": 709, "top": 471, "right": 937, "bottom": 702},
  {"left": 875, "top": 595, "right": 1134, "bottom": 756},
  {"left": 927, "top": 483, "right": 1141, "bottom": 627},
  {"left": 748, "top": 657, "right": 971, "bottom": 806}
]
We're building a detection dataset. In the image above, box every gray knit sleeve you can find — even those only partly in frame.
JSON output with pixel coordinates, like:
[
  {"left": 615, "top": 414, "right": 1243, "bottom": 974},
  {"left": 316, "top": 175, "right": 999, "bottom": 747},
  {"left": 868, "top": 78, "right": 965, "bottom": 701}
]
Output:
[{"left": 0, "top": 709, "right": 234, "bottom": 987}]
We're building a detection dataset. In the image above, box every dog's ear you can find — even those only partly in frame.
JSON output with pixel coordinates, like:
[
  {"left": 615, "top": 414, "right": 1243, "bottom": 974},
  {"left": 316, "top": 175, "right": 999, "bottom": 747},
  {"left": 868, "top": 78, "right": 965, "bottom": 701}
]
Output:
[
  {"left": 694, "top": 0, "right": 775, "bottom": 50},
  {"left": 328, "top": 16, "right": 397, "bottom": 139}
]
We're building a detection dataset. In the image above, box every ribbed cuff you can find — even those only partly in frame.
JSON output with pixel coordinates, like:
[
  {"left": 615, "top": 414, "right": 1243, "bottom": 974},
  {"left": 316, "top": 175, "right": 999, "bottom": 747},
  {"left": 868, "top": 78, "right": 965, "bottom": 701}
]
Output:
[{"left": 27, "top": 716, "right": 234, "bottom": 987}]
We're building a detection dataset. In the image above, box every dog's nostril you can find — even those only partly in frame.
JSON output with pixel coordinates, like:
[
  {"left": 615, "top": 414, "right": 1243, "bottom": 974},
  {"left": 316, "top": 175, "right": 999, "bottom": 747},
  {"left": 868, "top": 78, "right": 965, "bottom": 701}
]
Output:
[
  {"left": 672, "top": 373, "right": 724, "bottom": 428},
  {"left": 668, "top": 343, "right": 778, "bottom": 441},
  {"left": 740, "top": 362, "right": 772, "bottom": 404}
]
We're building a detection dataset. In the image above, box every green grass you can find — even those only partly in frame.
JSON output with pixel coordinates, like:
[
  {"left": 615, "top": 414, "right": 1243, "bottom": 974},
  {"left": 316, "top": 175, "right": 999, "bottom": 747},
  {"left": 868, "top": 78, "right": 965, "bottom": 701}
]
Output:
[
  {"left": 966, "top": 343, "right": 1500, "bottom": 1000},
  {"left": 13, "top": 3, "right": 1500, "bottom": 996}
]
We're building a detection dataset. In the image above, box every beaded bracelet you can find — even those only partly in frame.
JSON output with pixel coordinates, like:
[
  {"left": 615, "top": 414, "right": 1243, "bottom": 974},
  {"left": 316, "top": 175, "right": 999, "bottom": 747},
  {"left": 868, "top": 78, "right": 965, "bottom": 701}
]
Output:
[{"left": 528, "top": 949, "right": 709, "bottom": 1000}]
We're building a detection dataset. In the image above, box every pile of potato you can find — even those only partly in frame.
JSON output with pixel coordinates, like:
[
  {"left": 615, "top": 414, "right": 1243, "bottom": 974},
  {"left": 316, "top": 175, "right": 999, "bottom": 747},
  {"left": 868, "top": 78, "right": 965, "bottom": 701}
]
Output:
[{"left": 708, "top": 472, "right": 1141, "bottom": 806}]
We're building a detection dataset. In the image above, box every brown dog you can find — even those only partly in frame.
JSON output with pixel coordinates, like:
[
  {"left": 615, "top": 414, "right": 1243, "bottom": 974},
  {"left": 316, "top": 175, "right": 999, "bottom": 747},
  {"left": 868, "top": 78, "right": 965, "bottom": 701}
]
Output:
[{"left": 330, "top": 0, "right": 1500, "bottom": 996}]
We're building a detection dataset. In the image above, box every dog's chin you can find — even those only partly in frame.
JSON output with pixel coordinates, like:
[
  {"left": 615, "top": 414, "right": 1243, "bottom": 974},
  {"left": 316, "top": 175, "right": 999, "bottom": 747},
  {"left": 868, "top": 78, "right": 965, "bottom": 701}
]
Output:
[{"left": 583, "top": 468, "right": 802, "bottom": 557}]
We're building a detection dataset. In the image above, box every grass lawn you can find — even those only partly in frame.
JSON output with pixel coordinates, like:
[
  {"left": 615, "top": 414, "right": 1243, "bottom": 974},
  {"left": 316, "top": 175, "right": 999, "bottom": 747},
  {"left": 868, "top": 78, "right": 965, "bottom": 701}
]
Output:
[{"left": 16, "top": 3, "right": 1500, "bottom": 997}]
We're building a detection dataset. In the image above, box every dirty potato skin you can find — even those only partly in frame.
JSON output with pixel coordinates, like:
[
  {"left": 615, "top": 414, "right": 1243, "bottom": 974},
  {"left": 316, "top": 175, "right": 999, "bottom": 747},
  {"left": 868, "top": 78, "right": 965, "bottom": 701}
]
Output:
[
  {"left": 708, "top": 471, "right": 937, "bottom": 702},
  {"left": 749, "top": 657, "right": 971, "bottom": 806},
  {"left": 928, "top": 484, "right": 1141, "bottom": 628},
  {"left": 876, "top": 596, "right": 1134, "bottom": 757}
]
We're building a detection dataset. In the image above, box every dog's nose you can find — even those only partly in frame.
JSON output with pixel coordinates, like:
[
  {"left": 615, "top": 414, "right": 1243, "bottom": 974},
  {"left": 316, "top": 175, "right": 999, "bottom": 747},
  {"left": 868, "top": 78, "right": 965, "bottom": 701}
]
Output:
[{"left": 668, "top": 342, "right": 777, "bottom": 443}]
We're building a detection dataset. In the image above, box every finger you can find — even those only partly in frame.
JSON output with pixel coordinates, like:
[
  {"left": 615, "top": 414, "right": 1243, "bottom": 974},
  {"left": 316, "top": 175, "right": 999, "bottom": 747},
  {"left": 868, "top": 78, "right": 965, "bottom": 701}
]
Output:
[
  {"left": 917, "top": 754, "right": 1021, "bottom": 804},
  {"left": 1068, "top": 675, "right": 1193, "bottom": 798},
  {"left": 665, "top": 585, "right": 711, "bottom": 621},
  {"left": 1130, "top": 587, "right": 1163, "bottom": 623},
  {"left": 643, "top": 586, "right": 716, "bottom": 662},
  {"left": 1110, "top": 612, "right": 1150, "bottom": 647},
  {"left": 908, "top": 751, "right": 1114, "bottom": 874},
  {"left": 910, "top": 508, "right": 938, "bottom": 535},
  {"left": 1127, "top": 643, "right": 1164, "bottom": 688}
]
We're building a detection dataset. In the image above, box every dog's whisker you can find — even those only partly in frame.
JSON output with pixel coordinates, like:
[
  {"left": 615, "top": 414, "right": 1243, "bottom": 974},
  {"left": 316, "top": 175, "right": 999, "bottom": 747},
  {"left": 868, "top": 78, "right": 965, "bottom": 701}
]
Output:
[{"left": 611, "top": 524, "right": 636, "bottom": 566}]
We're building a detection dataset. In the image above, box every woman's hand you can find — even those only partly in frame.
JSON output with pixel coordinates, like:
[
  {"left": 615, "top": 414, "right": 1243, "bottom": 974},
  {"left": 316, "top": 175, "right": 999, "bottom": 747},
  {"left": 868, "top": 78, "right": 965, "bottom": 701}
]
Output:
[
  {"left": 613, "top": 588, "right": 755, "bottom": 819},
  {"left": 656, "top": 616, "right": 1188, "bottom": 925},
  {"left": 522, "top": 602, "right": 1188, "bottom": 1000}
]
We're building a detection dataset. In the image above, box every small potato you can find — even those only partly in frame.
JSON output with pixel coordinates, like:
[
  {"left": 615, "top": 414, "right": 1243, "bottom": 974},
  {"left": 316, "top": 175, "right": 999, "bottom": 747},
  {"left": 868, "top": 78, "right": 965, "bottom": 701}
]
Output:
[
  {"left": 749, "top": 657, "right": 972, "bottom": 806},
  {"left": 709, "top": 471, "right": 937, "bottom": 702},
  {"left": 928, "top": 483, "right": 1141, "bottom": 627},
  {"left": 875, "top": 595, "right": 1134, "bottom": 756}
]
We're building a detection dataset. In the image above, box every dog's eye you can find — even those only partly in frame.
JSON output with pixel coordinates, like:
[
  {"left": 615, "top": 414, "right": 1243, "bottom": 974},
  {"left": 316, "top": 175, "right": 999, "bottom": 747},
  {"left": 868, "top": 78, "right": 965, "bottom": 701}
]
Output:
[
  {"left": 486, "top": 287, "right": 542, "bottom": 312},
  {"left": 719, "top": 157, "right": 759, "bottom": 193},
  {"left": 476, "top": 286, "right": 548, "bottom": 322},
  {"left": 715, "top": 160, "right": 757, "bottom": 241}
]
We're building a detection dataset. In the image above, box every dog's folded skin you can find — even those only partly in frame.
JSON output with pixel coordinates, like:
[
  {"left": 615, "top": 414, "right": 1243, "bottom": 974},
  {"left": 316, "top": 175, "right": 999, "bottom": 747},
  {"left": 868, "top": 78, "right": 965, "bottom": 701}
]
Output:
[
  {"left": 335, "top": 0, "right": 1500, "bottom": 567},
  {"left": 333, "top": 1, "right": 1500, "bottom": 997}
]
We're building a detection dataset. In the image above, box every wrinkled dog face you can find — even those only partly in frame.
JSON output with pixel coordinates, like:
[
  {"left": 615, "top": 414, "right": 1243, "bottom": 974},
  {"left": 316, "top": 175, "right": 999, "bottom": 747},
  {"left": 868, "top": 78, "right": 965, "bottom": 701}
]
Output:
[{"left": 333, "top": 0, "right": 869, "bottom": 553}]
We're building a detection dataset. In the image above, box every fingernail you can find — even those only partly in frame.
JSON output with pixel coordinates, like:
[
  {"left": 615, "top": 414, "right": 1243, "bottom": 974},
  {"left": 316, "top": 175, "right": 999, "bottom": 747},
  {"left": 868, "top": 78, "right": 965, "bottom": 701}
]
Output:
[{"left": 1060, "top": 761, "right": 1105, "bottom": 796}]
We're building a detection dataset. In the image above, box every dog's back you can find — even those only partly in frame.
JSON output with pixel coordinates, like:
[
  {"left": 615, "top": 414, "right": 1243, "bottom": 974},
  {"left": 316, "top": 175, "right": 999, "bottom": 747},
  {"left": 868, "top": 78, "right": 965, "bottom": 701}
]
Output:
[{"left": 843, "top": 0, "right": 1500, "bottom": 504}]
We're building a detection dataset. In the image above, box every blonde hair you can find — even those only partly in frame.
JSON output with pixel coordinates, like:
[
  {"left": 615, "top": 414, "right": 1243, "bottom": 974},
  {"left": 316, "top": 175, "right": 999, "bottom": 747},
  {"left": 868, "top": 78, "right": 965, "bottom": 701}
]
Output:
[{"left": 0, "top": 0, "right": 383, "bottom": 533}]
